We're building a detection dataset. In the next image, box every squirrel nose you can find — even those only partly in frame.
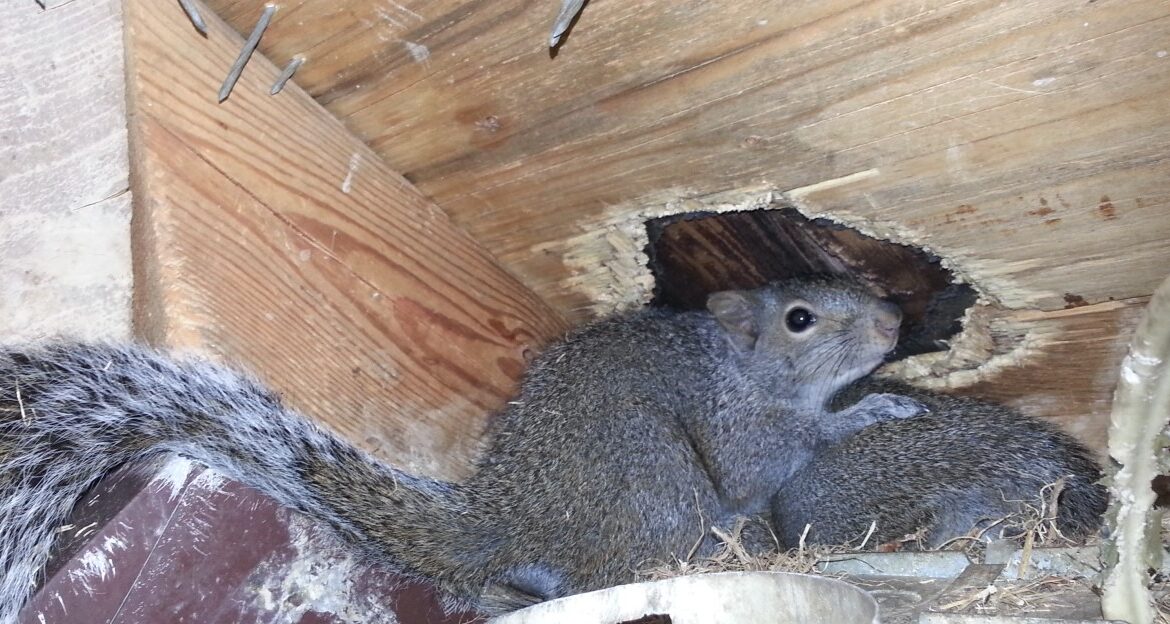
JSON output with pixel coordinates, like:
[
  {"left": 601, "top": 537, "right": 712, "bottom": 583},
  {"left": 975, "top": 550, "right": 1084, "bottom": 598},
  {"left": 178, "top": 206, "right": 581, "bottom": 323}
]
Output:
[{"left": 874, "top": 302, "right": 902, "bottom": 344}]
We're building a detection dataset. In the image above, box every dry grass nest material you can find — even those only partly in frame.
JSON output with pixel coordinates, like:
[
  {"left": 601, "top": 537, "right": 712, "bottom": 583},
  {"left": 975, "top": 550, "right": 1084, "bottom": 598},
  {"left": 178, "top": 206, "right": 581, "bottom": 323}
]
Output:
[
  {"left": 639, "top": 480, "right": 1086, "bottom": 581},
  {"left": 638, "top": 481, "right": 1170, "bottom": 620},
  {"left": 636, "top": 516, "right": 850, "bottom": 581}
]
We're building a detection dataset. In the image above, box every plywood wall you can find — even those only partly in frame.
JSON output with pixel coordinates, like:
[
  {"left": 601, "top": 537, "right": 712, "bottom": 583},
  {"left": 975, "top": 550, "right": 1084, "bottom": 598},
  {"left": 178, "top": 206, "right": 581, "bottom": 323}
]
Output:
[
  {"left": 205, "top": 0, "right": 1170, "bottom": 316},
  {"left": 196, "top": 0, "right": 1170, "bottom": 450}
]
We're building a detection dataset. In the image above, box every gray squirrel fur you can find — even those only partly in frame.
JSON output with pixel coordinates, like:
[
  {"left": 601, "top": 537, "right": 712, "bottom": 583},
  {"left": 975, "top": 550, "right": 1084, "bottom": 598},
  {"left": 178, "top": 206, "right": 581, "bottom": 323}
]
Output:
[
  {"left": 772, "top": 378, "right": 1108, "bottom": 548},
  {"left": 0, "top": 277, "right": 923, "bottom": 621}
]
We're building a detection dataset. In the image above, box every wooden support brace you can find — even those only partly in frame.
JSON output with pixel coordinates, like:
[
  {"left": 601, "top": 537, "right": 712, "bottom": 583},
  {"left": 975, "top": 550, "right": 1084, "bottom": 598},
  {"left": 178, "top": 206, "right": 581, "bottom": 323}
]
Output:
[{"left": 124, "top": 0, "right": 568, "bottom": 479}]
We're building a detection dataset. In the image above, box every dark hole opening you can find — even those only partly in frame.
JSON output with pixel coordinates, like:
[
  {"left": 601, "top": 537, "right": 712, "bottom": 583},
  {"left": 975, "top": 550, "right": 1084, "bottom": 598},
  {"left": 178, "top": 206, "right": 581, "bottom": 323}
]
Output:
[{"left": 644, "top": 207, "right": 977, "bottom": 360}]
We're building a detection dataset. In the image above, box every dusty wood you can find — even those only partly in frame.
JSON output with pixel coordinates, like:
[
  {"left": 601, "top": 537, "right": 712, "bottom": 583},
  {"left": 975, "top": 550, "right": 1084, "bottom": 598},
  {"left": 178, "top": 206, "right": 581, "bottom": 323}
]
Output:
[
  {"left": 203, "top": 0, "right": 1170, "bottom": 322},
  {"left": 123, "top": 0, "right": 568, "bottom": 479},
  {"left": 0, "top": 0, "right": 132, "bottom": 342}
]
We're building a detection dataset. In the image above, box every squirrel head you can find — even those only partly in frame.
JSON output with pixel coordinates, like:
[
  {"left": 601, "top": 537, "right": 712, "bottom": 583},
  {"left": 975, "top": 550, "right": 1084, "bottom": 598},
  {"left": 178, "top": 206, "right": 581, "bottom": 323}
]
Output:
[{"left": 706, "top": 276, "right": 902, "bottom": 407}]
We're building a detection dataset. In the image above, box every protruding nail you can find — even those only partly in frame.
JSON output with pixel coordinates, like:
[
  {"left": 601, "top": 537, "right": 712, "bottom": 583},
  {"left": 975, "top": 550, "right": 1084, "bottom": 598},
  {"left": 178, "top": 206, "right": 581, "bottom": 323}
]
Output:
[
  {"left": 218, "top": 3, "right": 277, "bottom": 103},
  {"left": 270, "top": 54, "right": 304, "bottom": 95},
  {"left": 549, "top": 0, "right": 585, "bottom": 48},
  {"left": 178, "top": 0, "right": 208, "bottom": 36}
]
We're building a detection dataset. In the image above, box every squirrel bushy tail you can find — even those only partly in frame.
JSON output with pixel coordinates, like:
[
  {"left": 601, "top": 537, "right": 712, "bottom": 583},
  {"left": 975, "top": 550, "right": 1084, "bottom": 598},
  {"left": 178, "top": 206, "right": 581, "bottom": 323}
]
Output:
[{"left": 0, "top": 343, "right": 483, "bottom": 623}]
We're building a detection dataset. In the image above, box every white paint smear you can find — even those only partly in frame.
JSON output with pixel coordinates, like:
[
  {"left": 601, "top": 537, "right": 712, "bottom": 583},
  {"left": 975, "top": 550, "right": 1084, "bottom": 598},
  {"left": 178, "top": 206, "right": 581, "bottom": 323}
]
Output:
[
  {"left": 341, "top": 153, "right": 361, "bottom": 194},
  {"left": 149, "top": 457, "right": 195, "bottom": 500},
  {"left": 404, "top": 41, "right": 430, "bottom": 63}
]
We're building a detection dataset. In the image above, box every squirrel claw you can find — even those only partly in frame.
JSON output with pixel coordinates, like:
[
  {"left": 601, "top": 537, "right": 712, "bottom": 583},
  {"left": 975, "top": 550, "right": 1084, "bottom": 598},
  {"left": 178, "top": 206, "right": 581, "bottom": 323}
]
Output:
[{"left": 855, "top": 392, "right": 929, "bottom": 422}]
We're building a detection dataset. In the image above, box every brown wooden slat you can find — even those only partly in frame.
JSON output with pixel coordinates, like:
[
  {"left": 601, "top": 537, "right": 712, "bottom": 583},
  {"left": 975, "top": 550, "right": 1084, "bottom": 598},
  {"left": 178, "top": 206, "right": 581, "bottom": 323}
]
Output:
[
  {"left": 124, "top": 0, "right": 568, "bottom": 479},
  {"left": 202, "top": 0, "right": 1170, "bottom": 323}
]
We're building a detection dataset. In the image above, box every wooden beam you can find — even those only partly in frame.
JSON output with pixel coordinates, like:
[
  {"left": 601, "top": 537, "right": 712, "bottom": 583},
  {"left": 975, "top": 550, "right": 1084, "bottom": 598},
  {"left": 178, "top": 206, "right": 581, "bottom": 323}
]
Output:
[{"left": 124, "top": 0, "right": 568, "bottom": 479}]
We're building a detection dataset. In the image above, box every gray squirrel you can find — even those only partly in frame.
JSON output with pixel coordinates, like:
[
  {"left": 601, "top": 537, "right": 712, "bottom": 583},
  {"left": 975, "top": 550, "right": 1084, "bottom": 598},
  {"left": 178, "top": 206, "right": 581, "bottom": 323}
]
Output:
[
  {"left": 772, "top": 378, "right": 1108, "bottom": 548},
  {"left": 0, "top": 277, "right": 924, "bottom": 620}
]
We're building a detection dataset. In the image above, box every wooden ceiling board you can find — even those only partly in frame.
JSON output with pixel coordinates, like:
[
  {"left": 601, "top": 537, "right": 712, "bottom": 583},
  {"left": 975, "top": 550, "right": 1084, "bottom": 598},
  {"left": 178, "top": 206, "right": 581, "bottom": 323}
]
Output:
[{"left": 203, "top": 0, "right": 1170, "bottom": 322}]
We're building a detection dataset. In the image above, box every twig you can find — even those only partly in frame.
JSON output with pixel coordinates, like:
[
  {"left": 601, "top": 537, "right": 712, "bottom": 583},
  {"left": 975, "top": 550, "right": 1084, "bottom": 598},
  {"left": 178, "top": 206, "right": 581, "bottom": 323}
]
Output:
[
  {"left": 855, "top": 520, "right": 877, "bottom": 550},
  {"left": 710, "top": 524, "right": 751, "bottom": 564},
  {"left": 940, "top": 584, "right": 998, "bottom": 611}
]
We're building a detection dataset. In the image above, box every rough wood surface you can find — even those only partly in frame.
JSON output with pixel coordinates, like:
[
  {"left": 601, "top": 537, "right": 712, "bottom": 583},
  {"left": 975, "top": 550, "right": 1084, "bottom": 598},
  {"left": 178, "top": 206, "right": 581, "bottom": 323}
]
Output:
[
  {"left": 884, "top": 298, "right": 1148, "bottom": 452},
  {"left": 193, "top": 0, "right": 1170, "bottom": 451},
  {"left": 0, "top": 0, "right": 132, "bottom": 342},
  {"left": 124, "top": 0, "right": 568, "bottom": 478},
  {"left": 202, "top": 0, "right": 1170, "bottom": 319}
]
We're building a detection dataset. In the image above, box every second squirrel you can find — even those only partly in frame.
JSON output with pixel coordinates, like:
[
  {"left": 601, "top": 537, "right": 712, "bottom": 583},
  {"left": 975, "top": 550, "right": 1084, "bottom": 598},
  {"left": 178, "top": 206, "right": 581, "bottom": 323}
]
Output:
[{"left": 771, "top": 379, "right": 1107, "bottom": 548}]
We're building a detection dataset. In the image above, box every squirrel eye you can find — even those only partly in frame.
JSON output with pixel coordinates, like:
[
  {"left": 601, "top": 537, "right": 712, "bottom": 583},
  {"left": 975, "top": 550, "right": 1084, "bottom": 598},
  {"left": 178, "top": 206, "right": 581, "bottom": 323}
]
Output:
[{"left": 785, "top": 307, "right": 816, "bottom": 333}]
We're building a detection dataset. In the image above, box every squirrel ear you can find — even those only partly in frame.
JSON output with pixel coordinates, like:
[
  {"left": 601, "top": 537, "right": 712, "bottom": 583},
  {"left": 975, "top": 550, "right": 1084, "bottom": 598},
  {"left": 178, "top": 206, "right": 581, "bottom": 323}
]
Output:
[{"left": 707, "top": 290, "right": 759, "bottom": 351}]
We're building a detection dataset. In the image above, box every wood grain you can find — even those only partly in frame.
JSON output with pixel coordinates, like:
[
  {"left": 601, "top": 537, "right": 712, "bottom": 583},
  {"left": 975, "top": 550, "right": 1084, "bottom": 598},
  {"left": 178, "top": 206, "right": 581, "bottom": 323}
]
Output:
[
  {"left": 195, "top": 0, "right": 1168, "bottom": 450},
  {"left": 201, "top": 0, "right": 1170, "bottom": 321},
  {"left": 124, "top": 0, "right": 568, "bottom": 479},
  {"left": 0, "top": 0, "right": 133, "bottom": 342}
]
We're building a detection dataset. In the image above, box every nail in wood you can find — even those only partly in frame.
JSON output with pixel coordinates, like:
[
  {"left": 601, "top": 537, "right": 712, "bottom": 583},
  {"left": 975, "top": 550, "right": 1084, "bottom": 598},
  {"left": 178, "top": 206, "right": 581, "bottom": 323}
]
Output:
[
  {"left": 218, "top": 3, "right": 277, "bottom": 103},
  {"left": 270, "top": 55, "right": 304, "bottom": 95},
  {"left": 549, "top": 0, "right": 585, "bottom": 47},
  {"left": 178, "top": 0, "right": 208, "bottom": 36}
]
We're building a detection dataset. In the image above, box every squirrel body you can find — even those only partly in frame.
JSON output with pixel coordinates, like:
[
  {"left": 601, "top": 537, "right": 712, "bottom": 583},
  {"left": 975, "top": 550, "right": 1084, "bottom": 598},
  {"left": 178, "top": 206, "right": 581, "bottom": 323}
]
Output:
[
  {"left": 0, "top": 278, "right": 918, "bottom": 619},
  {"left": 771, "top": 379, "right": 1107, "bottom": 548}
]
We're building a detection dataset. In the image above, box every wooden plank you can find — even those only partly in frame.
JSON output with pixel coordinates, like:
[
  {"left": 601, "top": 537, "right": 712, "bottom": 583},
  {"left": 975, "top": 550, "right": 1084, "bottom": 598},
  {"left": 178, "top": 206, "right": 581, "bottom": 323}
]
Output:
[
  {"left": 194, "top": 0, "right": 1169, "bottom": 450},
  {"left": 123, "top": 0, "right": 568, "bottom": 478},
  {"left": 19, "top": 462, "right": 478, "bottom": 624},
  {"left": 0, "top": 0, "right": 132, "bottom": 342},
  {"left": 200, "top": 0, "right": 1170, "bottom": 323},
  {"left": 886, "top": 298, "right": 1148, "bottom": 452}
]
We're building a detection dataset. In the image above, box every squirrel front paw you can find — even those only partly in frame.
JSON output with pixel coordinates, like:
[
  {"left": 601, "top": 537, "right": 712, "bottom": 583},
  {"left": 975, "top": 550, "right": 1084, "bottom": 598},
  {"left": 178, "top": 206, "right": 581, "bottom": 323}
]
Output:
[{"left": 854, "top": 392, "right": 929, "bottom": 423}]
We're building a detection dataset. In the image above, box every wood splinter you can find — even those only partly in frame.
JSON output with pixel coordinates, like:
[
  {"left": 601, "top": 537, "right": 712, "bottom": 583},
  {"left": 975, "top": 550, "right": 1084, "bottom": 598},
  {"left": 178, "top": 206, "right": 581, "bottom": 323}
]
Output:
[
  {"left": 270, "top": 55, "right": 305, "bottom": 95},
  {"left": 218, "top": 3, "right": 277, "bottom": 103},
  {"left": 177, "top": 0, "right": 208, "bottom": 36}
]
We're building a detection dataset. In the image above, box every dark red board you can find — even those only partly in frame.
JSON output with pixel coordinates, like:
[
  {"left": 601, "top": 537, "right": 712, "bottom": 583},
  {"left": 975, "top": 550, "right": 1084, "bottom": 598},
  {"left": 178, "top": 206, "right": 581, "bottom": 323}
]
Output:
[{"left": 18, "top": 458, "right": 483, "bottom": 624}]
